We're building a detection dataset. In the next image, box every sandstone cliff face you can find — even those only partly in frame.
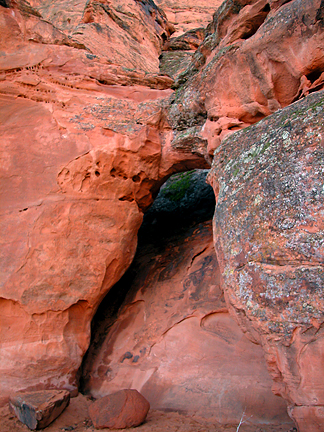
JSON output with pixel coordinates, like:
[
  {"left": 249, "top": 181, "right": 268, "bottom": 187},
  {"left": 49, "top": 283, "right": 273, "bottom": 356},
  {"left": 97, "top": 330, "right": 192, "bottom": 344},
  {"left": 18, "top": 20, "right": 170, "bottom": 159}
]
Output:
[
  {"left": 169, "top": 0, "right": 324, "bottom": 160},
  {"left": 0, "top": 0, "right": 207, "bottom": 405},
  {"left": 154, "top": 0, "right": 223, "bottom": 36},
  {"left": 0, "top": 0, "right": 324, "bottom": 430},
  {"left": 81, "top": 172, "right": 291, "bottom": 426}
]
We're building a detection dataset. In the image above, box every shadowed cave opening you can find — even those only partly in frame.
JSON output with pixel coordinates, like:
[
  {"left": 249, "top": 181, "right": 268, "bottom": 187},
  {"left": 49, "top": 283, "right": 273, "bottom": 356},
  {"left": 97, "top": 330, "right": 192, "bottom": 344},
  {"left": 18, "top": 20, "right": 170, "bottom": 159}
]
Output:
[
  {"left": 78, "top": 170, "right": 292, "bottom": 426},
  {"left": 79, "top": 169, "right": 216, "bottom": 392}
]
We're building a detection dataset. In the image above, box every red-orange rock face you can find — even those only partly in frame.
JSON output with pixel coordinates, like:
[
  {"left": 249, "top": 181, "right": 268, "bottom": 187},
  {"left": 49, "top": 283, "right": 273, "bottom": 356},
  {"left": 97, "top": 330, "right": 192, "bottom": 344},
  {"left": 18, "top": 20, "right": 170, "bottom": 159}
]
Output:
[
  {"left": 0, "top": 0, "right": 208, "bottom": 405},
  {"left": 82, "top": 218, "right": 291, "bottom": 426},
  {"left": 169, "top": 0, "right": 324, "bottom": 159},
  {"left": 0, "top": 0, "right": 324, "bottom": 429},
  {"left": 208, "top": 91, "right": 324, "bottom": 431},
  {"left": 155, "top": 0, "right": 223, "bottom": 36}
]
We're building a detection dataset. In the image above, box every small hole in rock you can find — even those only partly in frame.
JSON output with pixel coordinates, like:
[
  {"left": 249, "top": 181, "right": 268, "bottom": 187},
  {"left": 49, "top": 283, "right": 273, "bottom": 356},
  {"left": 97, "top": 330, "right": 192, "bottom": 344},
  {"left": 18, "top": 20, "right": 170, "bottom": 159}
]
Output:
[
  {"left": 132, "top": 175, "right": 141, "bottom": 183},
  {"left": 307, "top": 69, "right": 323, "bottom": 83},
  {"left": 95, "top": 171, "right": 100, "bottom": 177}
]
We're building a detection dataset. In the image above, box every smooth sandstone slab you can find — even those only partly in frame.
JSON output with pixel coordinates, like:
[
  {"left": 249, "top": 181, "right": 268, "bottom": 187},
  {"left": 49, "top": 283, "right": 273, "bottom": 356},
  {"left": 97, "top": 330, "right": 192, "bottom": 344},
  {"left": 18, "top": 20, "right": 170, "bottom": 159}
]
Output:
[{"left": 9, "top": 390, "right": 70, "bottom": 430}]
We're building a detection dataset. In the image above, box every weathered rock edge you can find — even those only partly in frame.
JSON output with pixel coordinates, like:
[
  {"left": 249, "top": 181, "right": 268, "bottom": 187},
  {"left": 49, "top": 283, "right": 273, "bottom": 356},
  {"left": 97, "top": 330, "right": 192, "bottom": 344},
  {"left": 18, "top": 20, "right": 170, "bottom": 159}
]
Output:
[{"left": 9, "top": 390, "right": 70, "bottom": 430}]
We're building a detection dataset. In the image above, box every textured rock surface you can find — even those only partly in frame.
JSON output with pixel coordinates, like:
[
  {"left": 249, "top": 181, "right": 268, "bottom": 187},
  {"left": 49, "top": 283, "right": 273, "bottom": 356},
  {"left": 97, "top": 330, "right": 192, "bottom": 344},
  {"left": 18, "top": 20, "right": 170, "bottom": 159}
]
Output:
[
  {"left": 81, "top": 176, "right": 291, "bottom": 426},
  {"left": 89, "top": 389, "right": 150, "bottom": 429},
  {"left": 155, "top": 0, "right": 223, "bottom": 36},
  {"left": 207, "top": 91, "right": 324, "bottom": 431},
  {"left": 169, "top": 0, "right": 324, "bottom": 160},
  {"left": 0, "top": 0, "right": 324, "bottom": 429},
  {"left": 9, "top": 390, "right": 70, "bottom": 430},
  {"left": 24, "top": 0, "right": 173, "bottom": 73},
  {"left": 0, "top": 0, "right": 208, "bottom": 405}
]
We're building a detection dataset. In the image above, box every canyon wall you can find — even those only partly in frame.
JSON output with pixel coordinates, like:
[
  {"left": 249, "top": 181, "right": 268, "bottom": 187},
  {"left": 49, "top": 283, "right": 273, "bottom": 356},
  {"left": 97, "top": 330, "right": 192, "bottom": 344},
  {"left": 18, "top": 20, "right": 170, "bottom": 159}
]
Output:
[
  {"left": 0, "top": 0, "right": 207, "bottom": 406},
  {"left": 154, "top": 0, "right": 223, "bottom": 36},
  {"left": 0, "top": 0, "right": 324, "bottom": 430},
  {"left": 81, "top": 171, "right": 291, "bottom": 426}
]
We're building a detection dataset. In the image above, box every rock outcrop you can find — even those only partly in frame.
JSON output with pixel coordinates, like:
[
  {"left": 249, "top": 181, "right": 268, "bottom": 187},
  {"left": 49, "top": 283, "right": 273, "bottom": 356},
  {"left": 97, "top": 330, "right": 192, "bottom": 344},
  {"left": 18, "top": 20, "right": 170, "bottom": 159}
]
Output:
[
  {"left": 81, "top": 173, "right": 292, "bottom": 425},
  {"left": 208, "top": 90, "right": 324, "bottom": 431},
  {"left": 169, "top": 0, "right": 324, "bottom": 160},
  {"left": 0, "top": 0, "right": 324, "bottom": 430},
  {"left": 155, "top": 0, "right": 223, "bottom": 36},
  {"left": 0, "top": 0, "right": 207, "bottom": 406}
]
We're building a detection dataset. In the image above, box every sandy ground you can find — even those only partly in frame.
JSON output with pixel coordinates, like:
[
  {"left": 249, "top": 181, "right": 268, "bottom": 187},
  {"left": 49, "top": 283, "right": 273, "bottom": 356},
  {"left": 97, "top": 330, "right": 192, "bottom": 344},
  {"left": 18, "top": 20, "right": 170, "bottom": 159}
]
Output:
[{"left": 0, "top": 394, "right": 297, "bottom": 432}]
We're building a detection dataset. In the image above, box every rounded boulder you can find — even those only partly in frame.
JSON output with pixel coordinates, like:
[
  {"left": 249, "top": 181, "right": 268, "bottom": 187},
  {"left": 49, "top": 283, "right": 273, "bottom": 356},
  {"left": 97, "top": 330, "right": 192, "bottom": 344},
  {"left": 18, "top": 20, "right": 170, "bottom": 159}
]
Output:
[{"left": 89, "top": 389, "right": 150, "bottom": 429}]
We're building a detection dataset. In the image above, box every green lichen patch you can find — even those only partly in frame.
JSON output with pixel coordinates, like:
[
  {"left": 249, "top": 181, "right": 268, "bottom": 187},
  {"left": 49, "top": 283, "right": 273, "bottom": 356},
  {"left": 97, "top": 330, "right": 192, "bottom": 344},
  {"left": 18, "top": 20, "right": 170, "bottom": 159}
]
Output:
[{"left": 161, "top": 171, "right": 195, "bottom": 202}]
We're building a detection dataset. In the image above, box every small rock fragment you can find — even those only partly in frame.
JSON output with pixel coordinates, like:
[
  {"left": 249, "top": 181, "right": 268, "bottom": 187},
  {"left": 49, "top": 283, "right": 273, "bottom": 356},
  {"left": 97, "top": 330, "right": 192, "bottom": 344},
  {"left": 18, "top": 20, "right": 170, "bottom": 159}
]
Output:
[
  {"left": 88, "top": 389, "right": 150, "bottom": 429},
  {"left": 9, "top": 389, "right": 70, "bottom": 430}
]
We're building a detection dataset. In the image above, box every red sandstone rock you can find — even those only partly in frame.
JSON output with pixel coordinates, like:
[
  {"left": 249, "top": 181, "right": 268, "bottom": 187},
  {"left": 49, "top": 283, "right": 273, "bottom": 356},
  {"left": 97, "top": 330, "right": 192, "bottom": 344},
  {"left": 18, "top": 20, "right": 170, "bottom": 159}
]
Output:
[
  {"left": 82, "top": 220, "right": 291, "bottom": 426},
  {"left": 207, "top": 91, "right": 324, "bottom": 432},
  {"left": 16, "top": 0, "right": 173, "bottom": 73},
  {"left": 0, "top": 0, "right": 208, "bottom": 407},
  {"left": 9, "top": 390, "right": 70, "bottom": 430},
  {"left": 169, "top": 0, "right": 324, "bottom": 159},
  {"left": 88, "top": 389, "right": 150, "bottom": 429},
  {"left": 155, "top": 0, "right": 223, "bottom": 36},
  {"left": 0, "top": 0, "right": 323, "bottom": 430}
]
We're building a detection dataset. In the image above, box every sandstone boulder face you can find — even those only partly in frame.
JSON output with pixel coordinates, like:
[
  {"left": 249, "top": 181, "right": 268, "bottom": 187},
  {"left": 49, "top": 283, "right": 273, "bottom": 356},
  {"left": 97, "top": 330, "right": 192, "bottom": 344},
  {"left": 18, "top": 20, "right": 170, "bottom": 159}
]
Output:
[
  {"left": 9, "top": 390, "right": 70, "bottom": 430},
  {"left": 1, "top": 0, "right": 324, "bottom": 429},
  {"left": 81, "top": 177, "right": 291, "bottom": 426},
  {"left": 207, "top": 90, "right": 324, "bottom": 431},
  {"left": 168, "top": 0, "right": 324, "bottom": 160},
  {"left": 0, "top": 0, "right": 209, "bottom": 406},
  {"left": 88, "top": 389, "right": 150, "bottom": 429}
]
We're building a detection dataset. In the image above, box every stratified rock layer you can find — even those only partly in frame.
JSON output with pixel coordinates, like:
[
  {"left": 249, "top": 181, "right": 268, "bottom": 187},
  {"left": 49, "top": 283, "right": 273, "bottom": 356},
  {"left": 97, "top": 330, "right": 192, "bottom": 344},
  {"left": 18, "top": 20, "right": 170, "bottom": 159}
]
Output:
[
  {"left": 155, "top": 0, "right": 223, "bottom": 36},
  {"left": 207, "top": 90, "right": 324, "bottom": 432}
]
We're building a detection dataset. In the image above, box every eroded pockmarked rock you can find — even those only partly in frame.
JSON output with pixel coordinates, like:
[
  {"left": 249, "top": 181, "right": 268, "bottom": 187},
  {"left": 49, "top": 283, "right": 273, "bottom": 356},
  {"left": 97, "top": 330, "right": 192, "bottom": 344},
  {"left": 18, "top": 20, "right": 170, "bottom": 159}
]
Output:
[
  {"left": 207, "top": 90, "right": 324, "bottom": 432},
  {"left": 0, "top": 0, "right": 208, "bottom": 406},
  {"left": 9, "top": 390, "right": 70, "bottom": 430},
  {"left": 89, "top": 389, "right": 150, "bottom": 429}
]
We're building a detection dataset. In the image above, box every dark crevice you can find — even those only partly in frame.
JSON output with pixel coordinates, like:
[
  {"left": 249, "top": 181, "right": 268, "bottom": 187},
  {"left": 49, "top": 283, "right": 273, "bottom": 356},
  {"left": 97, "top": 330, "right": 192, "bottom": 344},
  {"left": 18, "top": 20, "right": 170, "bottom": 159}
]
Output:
[
  {"left": 316, "top": 0, "right": 324, "bottom": 24},
  {"left": 307, "top": 69, "right": 323, "bottom": 84},
  {"left": 0, "top": 0, "right": 9, "bottom": 8}
]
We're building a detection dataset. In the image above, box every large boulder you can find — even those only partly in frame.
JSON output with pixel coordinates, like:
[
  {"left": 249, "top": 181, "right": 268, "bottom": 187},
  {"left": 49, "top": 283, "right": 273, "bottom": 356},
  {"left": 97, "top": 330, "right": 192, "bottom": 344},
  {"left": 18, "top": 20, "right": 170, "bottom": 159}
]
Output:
[
  {"left": 88, "top": 389, "right": 150, "bottom": 429},
  {"left": 207, "top": 90, "right": 324, "bottom": 431}
]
